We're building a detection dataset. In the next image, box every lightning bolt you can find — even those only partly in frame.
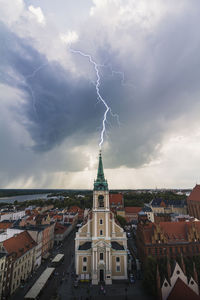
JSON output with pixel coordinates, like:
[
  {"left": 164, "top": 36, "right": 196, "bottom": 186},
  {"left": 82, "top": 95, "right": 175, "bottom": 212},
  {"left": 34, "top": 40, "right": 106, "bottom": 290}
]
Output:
[{"left": 70, "top": 48, "right": 120, "bottom": 149}]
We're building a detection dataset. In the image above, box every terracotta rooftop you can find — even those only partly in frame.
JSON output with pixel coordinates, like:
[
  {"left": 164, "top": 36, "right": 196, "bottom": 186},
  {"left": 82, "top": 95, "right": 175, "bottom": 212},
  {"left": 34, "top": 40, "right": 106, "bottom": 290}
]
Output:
[
  {"left": 188, "top": 185, "right": 200, "bottom": 202},
  {"left": 0, "top": 221, "right": 13, "bottom": 230},
  {"left": 53, "top": 215, "right": 63, "bottom": 220},
  {"left": 109, "top": 194, "right": 123, "bottom": 205},
  {"left": 68, "top": 206, "right": 82, "bottom": 212},
  {"left": 141, "top": 221, "right": 200, "bottom": 244},
  {"left": 3, "top": 231, "right": 37, "bottom": 260},
  {"left": 54, "top": 223, "right": 68, "bottom": 235},
  {"left": 167, "top": 278, "right": 200, "bottom": 300},
  {"left": 125, "top": 207, "right": 142, "bottom": 214}
]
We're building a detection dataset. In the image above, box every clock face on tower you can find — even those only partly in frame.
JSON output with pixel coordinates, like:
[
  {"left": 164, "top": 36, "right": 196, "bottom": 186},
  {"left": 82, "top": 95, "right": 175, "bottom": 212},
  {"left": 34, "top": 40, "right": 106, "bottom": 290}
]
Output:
[{"left": 98, "top": 195, "right": 104, "bottom": 208}]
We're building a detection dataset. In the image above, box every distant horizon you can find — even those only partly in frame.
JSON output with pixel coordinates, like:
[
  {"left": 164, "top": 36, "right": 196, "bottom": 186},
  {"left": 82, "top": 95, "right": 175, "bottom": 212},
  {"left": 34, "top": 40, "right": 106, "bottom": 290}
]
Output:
[{"left": 0, "top": 187, "right": 193, "bottom": 191}]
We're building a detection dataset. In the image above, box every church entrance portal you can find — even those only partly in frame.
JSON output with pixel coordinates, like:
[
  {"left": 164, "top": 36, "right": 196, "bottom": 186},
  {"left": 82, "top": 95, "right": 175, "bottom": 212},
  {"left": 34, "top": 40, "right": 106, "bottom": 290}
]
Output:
[{"left": 100, "top": 269, "right": 104, "bottom": 282}]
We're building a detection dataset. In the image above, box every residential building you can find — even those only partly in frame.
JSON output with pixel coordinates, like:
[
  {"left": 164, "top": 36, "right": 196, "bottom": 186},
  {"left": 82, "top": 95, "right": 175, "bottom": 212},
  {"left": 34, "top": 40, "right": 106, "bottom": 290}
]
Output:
[
  {"left": 68, "top": 206, "right": 84, "bottom": 221},
  {"left": 75, "top": 152, "right": 127, "bottom": 285},
  {"left": 0, "top": 228, "right": 24, "bottom": 243},
  {"left": 1, "top": 231, "right": 37, "bottom": 295},
  {"left": 0, "top": 210, "right": 25, "bottom": 222},
  {"left": 124, "top": 207, "right": 142, "bottom": 223},
  {"left": 141, "top": 205, "right": 154, "bottom": 222},
  {"left": 1, "top": 252, "right": 14, "bottom": 299},
  {"left": 54, "top": 222, "right": 72, "bottom": 244},
  {"left": 109, "top": 194, "right": 124, "bottom": 210},
  {"left": 0, "top": 221, "right": 14, "bottom": 232},
  {"left": 41, "top": 223, "right": 55, "bottom": 258},
  {"left": 0, "top": 253, "right": 6, "bottom": 300}
]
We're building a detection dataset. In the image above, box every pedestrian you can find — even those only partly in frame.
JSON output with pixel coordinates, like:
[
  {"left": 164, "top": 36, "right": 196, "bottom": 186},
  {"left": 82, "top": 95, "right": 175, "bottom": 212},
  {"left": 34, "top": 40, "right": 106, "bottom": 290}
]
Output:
[{"left": 103, "top": 289, "right": 106, "bottom": 296}]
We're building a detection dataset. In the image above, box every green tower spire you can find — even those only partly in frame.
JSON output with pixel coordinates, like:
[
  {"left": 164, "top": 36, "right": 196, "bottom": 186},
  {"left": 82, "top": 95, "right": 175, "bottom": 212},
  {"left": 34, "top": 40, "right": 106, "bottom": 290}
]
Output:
[{"left": 94, "top": 151, "right": 108, "bottom": 191}]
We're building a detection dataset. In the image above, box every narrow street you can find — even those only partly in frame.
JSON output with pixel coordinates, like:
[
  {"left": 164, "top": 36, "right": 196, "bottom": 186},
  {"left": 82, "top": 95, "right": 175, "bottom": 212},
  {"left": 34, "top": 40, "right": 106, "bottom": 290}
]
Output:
[
  {"left": 10, "top": 229, "right": 152, "bottom": 300},
  {"left": 10, "top": 229, "right": 76, "bottom": 300}
]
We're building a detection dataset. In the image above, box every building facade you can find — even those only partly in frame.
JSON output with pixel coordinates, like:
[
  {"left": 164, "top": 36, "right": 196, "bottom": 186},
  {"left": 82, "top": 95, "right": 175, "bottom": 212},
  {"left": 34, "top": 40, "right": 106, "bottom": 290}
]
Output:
[
  {"left": 75, "top": 152, "right": 127, "bottom": 285},
  {"left": 149, "top": 198, "right": 187, "bottom": 215},
  {"left": 1, "top": 231, "right": 36, "bottom": 295},
  {"left": 0, "top": 253, "right": 6, "bottom": 300},
  {"left": 136, "top": 214, "right": 200, "bottom": 263}
]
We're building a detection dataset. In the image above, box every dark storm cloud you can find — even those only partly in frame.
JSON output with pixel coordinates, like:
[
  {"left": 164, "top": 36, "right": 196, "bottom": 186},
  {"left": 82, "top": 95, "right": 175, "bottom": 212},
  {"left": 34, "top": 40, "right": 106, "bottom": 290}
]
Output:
[
  {"left": 1, "top": 0, "right": 200, "bottom": 179},
  {"left": 87, "top": 4, "right": 200, "bottom": 168},
  {"left": 0, "top": 22, "right": 105, "bottom": 152}
]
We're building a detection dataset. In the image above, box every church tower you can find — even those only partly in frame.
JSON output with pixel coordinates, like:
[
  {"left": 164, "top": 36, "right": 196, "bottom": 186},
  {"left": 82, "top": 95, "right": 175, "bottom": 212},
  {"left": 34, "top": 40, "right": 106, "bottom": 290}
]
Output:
[{"left": 75, "top": 152, "right": 127, "bottom": 285}]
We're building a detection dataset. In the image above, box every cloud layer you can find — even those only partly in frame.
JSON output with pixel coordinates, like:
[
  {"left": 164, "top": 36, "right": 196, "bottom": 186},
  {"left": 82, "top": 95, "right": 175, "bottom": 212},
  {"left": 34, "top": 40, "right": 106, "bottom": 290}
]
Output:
[{"left": 1, "top": 0, "right": 200, "bottom": 188}]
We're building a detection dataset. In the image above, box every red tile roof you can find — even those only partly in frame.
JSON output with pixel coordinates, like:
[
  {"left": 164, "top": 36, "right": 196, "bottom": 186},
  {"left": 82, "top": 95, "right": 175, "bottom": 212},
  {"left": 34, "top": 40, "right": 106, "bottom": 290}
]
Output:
[
  {"left": 54, "top": 222, "right": 68, "bottom": 235},
  {"left": 125, "top": 207, "right": 142, "bottom": 214},
  {"left": 109, "top": 194, "right": 123, "bottom": 205},
  {"left": 141, "top": 221, "right": 200, "bottom": 244},
  {"left": 68, "top": 206, "right": 82, "bottom": 212},
  {"left": 159, "top": 222, "right": 188, "bottom": 239},
  {"left": 53, "top": 215, "right": 63, "bottom": 220},
  {"left": 0, "top": 222, "right": 13, "bottom": 230},
  {"left": 167, "top": 278, "right": 200, "bottom": 300},
  {"left": 188, "top": 185, "right": 200, "bottom": 202},
  {"left": 3, "top": 231, "right": 36, "bottom": 260}
]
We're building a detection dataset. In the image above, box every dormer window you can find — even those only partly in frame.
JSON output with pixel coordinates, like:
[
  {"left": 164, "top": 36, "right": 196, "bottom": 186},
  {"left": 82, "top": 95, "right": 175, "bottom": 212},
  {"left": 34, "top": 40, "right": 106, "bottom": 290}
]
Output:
[{"left": 98, "top": 195, "right": 104, "bottom": 208}]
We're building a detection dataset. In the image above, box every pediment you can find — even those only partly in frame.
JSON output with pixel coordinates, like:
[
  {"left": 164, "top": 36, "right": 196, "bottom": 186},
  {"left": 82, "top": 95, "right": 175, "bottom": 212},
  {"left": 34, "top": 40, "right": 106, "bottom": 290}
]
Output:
[{"left": 92, "top": 240, "right": 111, "bottom": 248}]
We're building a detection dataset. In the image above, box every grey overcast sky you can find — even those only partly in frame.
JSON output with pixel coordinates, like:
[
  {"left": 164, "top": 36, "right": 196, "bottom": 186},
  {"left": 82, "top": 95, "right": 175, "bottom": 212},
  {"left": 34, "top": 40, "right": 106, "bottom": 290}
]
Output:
[{"left": 1, "top": 0, "right": 200, "bottom": 189}]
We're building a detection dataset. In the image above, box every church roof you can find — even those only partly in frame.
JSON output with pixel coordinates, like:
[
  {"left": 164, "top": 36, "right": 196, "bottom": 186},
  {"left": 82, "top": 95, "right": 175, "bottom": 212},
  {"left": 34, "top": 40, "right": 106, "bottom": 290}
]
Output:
[
  {"left": 167, "top": 278, "right": 200, "bottom": 300},
  {"left": 78, "top": 242, "right": 92, "bottom": 250},
  {"left": 111, "top": 241, "right": 125, "bottom": 250},
  {"left": 188, "top": 185, "right": 200, "bottom": 202},
  {"left": 94, "top": 151, "right": 108, "bottom": 191}
]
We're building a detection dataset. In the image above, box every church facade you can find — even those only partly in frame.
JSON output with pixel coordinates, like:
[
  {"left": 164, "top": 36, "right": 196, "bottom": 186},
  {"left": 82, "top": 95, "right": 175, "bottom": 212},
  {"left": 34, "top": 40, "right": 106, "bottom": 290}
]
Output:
[{"left": 75, "top": 152, "right": 128, "bottom": 284}]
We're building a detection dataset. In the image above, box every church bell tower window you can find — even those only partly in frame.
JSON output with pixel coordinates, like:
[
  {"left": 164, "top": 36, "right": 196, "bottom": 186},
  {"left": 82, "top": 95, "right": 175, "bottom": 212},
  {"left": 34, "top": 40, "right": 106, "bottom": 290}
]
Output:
[{"left": 98, "top": 195, "right": 104, "bottom": 208}]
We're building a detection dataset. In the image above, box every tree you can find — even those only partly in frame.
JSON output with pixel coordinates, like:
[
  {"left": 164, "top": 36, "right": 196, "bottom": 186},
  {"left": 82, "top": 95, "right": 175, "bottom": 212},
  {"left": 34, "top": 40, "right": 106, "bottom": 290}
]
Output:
[
  {"left": 143, "top": 256, "right": 157, "bottom": 296},
  {"left": 116, "top": 215, "right": 127, "bottom": 227}
]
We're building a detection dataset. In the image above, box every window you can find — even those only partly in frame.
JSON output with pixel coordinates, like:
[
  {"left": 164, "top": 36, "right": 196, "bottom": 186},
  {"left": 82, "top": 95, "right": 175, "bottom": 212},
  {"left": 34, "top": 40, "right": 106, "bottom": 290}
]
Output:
[
  {"left": 100, "top": 253, "right": 103, "bottom": 260},
  {"left": 116, "top": 266, "right": 120, "bottom": 272},
  {"left": 116, "top": 257, "right": 120, "bottom": 262},
  {"left": 98, "top": 195, "right": 104, "bottom": 207},
  {"left": 100, "top": 219, "right": 103, "bottom": 225},
  {"left": 83, "top": 266, "right": 87, "bottom": 272},
  {"left": 83, "top": 257, "right": 87, "bottom": 262},
  {"left": 100, "top": 230, "right": 103, "bottom": 236}
]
